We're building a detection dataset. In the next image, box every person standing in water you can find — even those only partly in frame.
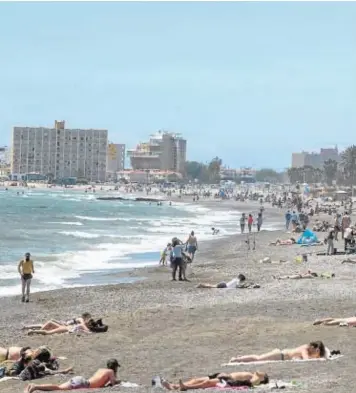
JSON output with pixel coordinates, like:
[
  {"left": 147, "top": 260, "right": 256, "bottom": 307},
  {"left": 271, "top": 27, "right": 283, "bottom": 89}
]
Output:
[
  {"left": 186, "top": 231, "right": 198, "bottom": 262},
  {"left": 240, "top": 213, "right": 246, "bottom": 234},
  {"left": 247, "top": 214, "right": 254, "bottom": 233},
  {"left": 18, "top": 252, "right": 34, "bottom": 303},
  {"left": 257, "top": 213, "right": 263, "bottom": 232}
]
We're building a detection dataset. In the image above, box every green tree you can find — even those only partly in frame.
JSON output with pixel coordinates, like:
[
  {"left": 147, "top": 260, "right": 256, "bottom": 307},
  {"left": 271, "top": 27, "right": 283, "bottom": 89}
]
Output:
[
  {"left": 208, "top": 156, "right": 222, "bottom": 182},
  {"left": 255, "top": 168, "right": 281, "bottom": 183},
  {"left": 323, "top": 159, "right": 338, "bottom": 186},
  {"left": 341, "top": 145, "right": 356, "bottom": 185},
  {"left": 287, "top": 167, "right": 304, "bottom": 184},
  {"left": 184, "top": 161, "right": 210, "bottom": 183}
]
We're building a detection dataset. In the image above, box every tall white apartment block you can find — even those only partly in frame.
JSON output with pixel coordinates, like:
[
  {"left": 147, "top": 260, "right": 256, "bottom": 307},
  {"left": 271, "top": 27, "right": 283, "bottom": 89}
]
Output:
[{"left": 11, "top": 120, "right": 108, "bottom": 182}]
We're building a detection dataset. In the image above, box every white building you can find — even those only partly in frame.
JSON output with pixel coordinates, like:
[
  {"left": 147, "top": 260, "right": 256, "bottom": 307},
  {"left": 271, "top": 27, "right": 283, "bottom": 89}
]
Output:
[
  {"left": 11, "top": 120, "right": 108, "bottom": 182},
  {"left": 107, "top": 143, "right": 125, "bottom": 172}
]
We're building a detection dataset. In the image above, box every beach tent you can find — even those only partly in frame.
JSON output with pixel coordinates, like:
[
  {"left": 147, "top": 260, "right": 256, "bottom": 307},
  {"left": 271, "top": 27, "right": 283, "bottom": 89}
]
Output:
[{"left": 297, "top": 229, "right": 318, "bottom": 245}]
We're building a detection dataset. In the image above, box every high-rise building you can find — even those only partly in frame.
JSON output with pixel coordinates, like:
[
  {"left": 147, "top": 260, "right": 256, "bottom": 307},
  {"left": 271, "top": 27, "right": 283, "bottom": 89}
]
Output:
[
  {"left": 127, "top": 130, "right": 187, "bottom": 173},
  {"left": 291, "top": 147, "right": 339, "bottom": 169},
  {"left": 107, "top": 143, "right": 125, "bottom": 172},
  {"left": 11, "top": 120, "right": 108, "bottom": 182}
]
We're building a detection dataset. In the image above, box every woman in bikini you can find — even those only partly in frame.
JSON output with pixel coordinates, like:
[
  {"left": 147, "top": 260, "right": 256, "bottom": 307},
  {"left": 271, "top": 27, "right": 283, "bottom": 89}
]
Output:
[
  {"left": 27, "top": 315, "right": 93, "bottom": 336},
  {"left": 23, "top": 313, "right": 92, "bottom": 332},
  {"left": 161, "top": 371, "right": 269, "bottom": 390},
  {"left": 229, "top": 341, "right": 326, "bottom": 363},
  {"left": 313, "top": 317, "right": 356, "bottom": 326},
  {"left": 0, "top": 347, "right": 33, "bottom": 362}
]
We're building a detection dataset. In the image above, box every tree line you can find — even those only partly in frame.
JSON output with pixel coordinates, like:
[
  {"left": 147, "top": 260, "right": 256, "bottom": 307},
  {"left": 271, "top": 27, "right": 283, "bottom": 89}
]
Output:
[{"left": 288, "top": 145, "right": 356, "bottom": 186}]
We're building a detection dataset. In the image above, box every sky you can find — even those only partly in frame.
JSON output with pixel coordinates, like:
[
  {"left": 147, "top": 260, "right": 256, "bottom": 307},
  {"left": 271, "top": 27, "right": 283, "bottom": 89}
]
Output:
[{"left": 0, "top": 2, "right": 355, "bottom": 170}]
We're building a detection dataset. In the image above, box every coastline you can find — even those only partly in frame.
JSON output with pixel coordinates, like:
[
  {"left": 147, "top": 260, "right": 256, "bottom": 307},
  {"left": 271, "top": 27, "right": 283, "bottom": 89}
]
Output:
[{"left": 3, "top": 201, "right": 355, "bottom": 393}]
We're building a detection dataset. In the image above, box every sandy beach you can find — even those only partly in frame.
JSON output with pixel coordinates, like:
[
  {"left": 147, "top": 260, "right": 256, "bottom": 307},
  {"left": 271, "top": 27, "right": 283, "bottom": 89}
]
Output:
[{"left": 1, "top": 200, "right": 355, "bottom": 393}]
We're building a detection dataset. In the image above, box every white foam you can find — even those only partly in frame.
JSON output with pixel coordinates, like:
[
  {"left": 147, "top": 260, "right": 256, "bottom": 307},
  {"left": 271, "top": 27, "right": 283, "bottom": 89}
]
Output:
[
  {"left": 49, "top": 221, "right": 83, "bottom": 226},
  {"left": 59, "top": 231, "right": 100, "bottom": 239},
  {"left": 75, "top": 215, "right": 120, "bottom": 222}
]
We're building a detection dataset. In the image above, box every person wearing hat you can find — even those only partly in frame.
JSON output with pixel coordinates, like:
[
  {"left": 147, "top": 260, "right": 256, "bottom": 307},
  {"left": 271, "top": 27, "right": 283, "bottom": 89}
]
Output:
[{"left": 18, "top": 252, "right": 35, "bottom": 303}]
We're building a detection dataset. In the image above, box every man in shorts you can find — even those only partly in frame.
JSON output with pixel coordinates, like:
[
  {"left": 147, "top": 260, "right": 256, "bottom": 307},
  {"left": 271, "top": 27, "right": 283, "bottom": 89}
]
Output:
[{"left": 24, "top": 359, "right": 120, "bottom": 392}]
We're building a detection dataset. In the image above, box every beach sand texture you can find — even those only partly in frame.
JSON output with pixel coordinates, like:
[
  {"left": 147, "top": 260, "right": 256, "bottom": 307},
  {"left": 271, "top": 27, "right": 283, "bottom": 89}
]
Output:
[{"left": 1, "top": 200, "right": 354, "bottom": 393}]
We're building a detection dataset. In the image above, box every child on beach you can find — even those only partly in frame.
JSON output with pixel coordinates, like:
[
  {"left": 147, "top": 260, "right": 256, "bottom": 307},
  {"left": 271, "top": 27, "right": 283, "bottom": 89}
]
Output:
[{"left": 159, "top": 244, "right": 171, "bottom": 266}]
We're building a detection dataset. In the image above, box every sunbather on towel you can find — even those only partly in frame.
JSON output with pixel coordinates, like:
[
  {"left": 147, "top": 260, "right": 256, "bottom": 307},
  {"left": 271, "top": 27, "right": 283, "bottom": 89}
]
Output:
[
  {"left": 161, "top": 371, "right": 269, "bottom": 390},
  {"left": 313, "top": 317, "right": 356, "bottom": 326},
  {"left": 229, "top": 341, "right": 326, "bottom": 363},
  {"left": 197, "top": 274, "right": 259, "bottom": 289},
  {"left": 273, "top": 271, "right": 335, "bottom": 280},
  {"left": 24, "top": 359, "right": 120, "bottom": 392},
  {"left": 270, "top": 238, "right": 296, "bottom": 246},
  {"left": 23, "top": 313, "right": 92, "bottom": 332}
]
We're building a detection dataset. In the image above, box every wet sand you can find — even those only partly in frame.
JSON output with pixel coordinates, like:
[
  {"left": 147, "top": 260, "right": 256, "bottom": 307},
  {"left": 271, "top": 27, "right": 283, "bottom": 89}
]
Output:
[{"left": 1, "top": 200, "right": 354, "bottom": 393}]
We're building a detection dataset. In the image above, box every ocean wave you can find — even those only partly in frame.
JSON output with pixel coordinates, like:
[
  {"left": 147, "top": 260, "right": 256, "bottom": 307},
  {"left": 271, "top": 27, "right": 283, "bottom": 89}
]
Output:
[
  {"left": 59, "top": 231, "right": 100, "bottom": 239},
  {"left": 75, "top": 215, "right": 120, "bottom": 221},
  {"left": 49, "top": 221, "right": 83, "bottom": 226}
]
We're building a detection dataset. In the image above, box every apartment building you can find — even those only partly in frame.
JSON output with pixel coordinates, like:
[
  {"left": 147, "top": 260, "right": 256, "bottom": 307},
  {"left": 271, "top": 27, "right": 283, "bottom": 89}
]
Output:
[
  {"left": 291, "top": 147, "right": 339, "bottom": 169},
  {"left": 107, "top": 143, "right": 125, "bottom": 172},
  {"left": 11, "top": 120, "right": 108, "bottom": 182},
  {"left": 127, "top": 130, "right": 187, "bottom": 173}
]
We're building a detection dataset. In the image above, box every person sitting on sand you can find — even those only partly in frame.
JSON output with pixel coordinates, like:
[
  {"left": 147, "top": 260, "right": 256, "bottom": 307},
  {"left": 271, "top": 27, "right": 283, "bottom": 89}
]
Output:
[
  {"left": 24, "top": 358, "right": 120, "bottom": 392},
  {"left": 196, "top": 274, "right": 259, "bottom": 289},
  {"left": 273, "top": 271, "right": 335, "bottom": 280},
  {"left": 23, "top": 313, "right": 92, "bottom": 332},
  {"left": 229, "top": 341, "right": 326, "bottom": 363},
  {"left": 160, "top": 371, "right": 269, "bottom": 390},
  {"left": 270, "top": 238, "right": 296, "bottom": 246},
  {"left": 313, "top": 317, "right": 356, "bottom": 326}
]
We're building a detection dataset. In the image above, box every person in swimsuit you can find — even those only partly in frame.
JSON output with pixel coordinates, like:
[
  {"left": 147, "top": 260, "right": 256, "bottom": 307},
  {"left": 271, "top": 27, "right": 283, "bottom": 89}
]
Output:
[
  {"left": 313, "top": 317, "right": 356, "bottom": 326},
  {"left": 273, "top": 271, "right": 335, "bottom": 280},
  {"left": 186, "top": 231, "right": 198, "bottom": 262},
  {"left": 270, "top": 238, "right": 296, "bottom": 246},
  {"left": 18, "top": 252, "right": 35, "bottom": 303},
  {"left": 161, "top": 371, "right": 268, "bottom": 390},
  {"left": 27, "top": 319, "right": 91, "bottom": 336},
  {"left": 0, "top": 346, "right": 33, "bottom": 362},
  {"left": 229, "top": 341, "right": 326, "bottom": 363},
  {"left": 24, "top": 358, "right": 120, "bottom": 392},
  {"left": 197, "top": 274, "right": 258, "bottom": 289},
  {"left": 23, "top": 313, "right": 92, "bottom": 332}
]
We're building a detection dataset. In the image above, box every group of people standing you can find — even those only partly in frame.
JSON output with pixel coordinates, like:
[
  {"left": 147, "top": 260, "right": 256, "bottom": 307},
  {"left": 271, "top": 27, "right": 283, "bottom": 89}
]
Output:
[{"left": 239, "top": 211, "right": 263, "bottom": 234}]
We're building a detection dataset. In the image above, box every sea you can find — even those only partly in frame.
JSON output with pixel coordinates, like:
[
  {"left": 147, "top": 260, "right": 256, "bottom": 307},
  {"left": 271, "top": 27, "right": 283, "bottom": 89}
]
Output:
[{"left": 0, "top": 188, "right": 252, "bottom": 297}]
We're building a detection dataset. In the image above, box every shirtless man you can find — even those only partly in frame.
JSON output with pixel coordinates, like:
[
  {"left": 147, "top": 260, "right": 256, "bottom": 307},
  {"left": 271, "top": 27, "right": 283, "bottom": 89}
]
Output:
[
  {"left": 162, "top": 371, "right": 268, "bottom": 390},
  {"left": 229, "top": 341, "right": 326, "bottom": 363},
  {"left": 186, "top": 231, "right": 198, "bottom": 262},
  {"left": 24, "top": 359, "right": 120, "bottom": 392}
]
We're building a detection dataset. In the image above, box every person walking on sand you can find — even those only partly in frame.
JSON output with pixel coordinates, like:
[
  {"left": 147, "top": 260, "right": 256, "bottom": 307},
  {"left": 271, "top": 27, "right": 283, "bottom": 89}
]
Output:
[
  {"left": 326, "top": 227, "right": 335, "bottom": 255},
  {"left": 285, "top": 210, "right": 291, "bottom": 231},
  {"left": 186, "top": 231, "right": 198, "bottom": 262},
  {"left": 247, "top": 214, "right": 253, "bottom": 233},
  {"left": 24, "top": 358, "right": 120, "bottom": 392},
  {"left": 18, "top": 252, "right": 34, "bottom": 303},
  {"left": 257, "top": 213, "right": 263, "bottom": 232},
  {"left": 240, "top": 213, "right": 246, "bottom": 234},
  {"left": 341, "top": 212, "right": 351, "bottom": 239}
]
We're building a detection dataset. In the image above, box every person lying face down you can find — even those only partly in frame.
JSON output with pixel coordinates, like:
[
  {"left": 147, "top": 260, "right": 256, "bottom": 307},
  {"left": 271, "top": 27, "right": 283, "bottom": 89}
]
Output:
[
  {"left": 197, "top": 274, "right": 260, "bottom": 289},
  {"left": 160, "top": 371, "right": 269, "bottom": 390},
  {"left": 273, "top": 271, "right": 335, "bottom": 280},
  {"left": 269, "top": 238, "right": 296, "bottom": 246},
  {"left": 229, "top": 341, "right": 326, "bottom": 363},
  {"left": 313, "top": 316, "right": 356, "bottom": 327}
]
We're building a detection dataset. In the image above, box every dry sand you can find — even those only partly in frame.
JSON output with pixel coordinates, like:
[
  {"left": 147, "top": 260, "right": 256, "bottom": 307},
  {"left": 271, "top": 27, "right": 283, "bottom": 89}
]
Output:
[{"left": 1, "top": 200, "right": 355, "bottom": 393}]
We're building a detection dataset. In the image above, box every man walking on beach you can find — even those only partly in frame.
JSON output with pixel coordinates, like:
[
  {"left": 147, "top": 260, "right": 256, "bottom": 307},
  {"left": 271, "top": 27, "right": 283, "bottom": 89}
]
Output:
[
  {"left": 18, "top": 252, "right": 34, "bottom": 303},
  {"left": 24, "top": 358, "right": 120, "bottom": 392}
]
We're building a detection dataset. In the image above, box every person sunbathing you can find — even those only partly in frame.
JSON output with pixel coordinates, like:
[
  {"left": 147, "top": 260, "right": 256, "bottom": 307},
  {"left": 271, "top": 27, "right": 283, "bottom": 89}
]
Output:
[
  {"left": 270, "top": 238, "right": 296, "bottom": 246},
  {"left": 313, "top": 317, "right": 356, "bottom": 326},
  {"left": 24, "top": 358, "right": 120, "bottom": 392},
  {"left": 229, "top": 341, "right": 326, "bottom": 363},
  {"left": 0, "top": 346, "right": 33, "bottom": 362},
  {"left": 197, "top": 274, "right": 260, "bottom": 289},
  {"left": 161, "top": 371, "right": 269, "bottom": 390},
  {"left": 23, "top": 313, "right": 92, "bottom": 332},
  {"left": 273, "top": 271, "right": 335, "bottom": 280},
  {"left": 28, "top": 320, "right": 91, "bottom": 336}
]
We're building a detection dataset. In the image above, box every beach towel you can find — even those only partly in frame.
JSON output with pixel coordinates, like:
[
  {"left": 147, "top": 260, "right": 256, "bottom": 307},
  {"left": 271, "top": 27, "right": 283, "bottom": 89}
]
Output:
[{"left": 221, "top": 353, "right": 343, "bottom": 367}]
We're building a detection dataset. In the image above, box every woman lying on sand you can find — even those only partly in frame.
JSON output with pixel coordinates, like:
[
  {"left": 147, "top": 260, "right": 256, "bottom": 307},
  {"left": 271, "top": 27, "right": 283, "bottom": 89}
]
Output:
[
  {"left": 0, "top": 346, "right": 33, "bottom": 362},
  {"left": 273, "top": 271, "right": 335, "bottom": 280},
  {"left": 313, "top": 317, "right": 356, "bottom": 326},
  {"left": 161, "top": 371, "right": 269, "bottom": 390},
  {"left": 229, "top": 341, "right": 326, "bottom": 363},
  {"left": 23, "top": 313, "right": 92, "bottom": 332},
  {"left": 197, "top": 274, "right": 259, "bottom": 289},
  {"left": 270, "top": 238, "right": 296, "bottom": 246}
]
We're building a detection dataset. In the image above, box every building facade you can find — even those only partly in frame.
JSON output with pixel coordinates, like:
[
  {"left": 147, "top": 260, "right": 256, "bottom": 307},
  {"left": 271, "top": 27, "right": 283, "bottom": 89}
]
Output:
[
  {"left": 127, "top": 130, "right": 187, "bottom": 173},
  {"left": 11, "top": 120, "right": 108, "bottom": 182},
  {"left": 291, "top": 147, "right": 339, "bottom": 169},
  {"left": 107, "top": 143, "right": 125, "bottom": 172}
]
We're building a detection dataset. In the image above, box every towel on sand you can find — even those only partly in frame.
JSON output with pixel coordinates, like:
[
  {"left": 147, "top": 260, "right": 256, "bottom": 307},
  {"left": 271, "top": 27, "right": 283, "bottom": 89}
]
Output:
[{"left": 222, "top": 354, "right": 343, "bottom": 367}]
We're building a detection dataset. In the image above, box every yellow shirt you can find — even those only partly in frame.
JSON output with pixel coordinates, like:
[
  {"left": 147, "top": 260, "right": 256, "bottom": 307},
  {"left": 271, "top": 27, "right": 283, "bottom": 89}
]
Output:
[{"left": 20, "top": 260, "right": 34, "bottom": 274}]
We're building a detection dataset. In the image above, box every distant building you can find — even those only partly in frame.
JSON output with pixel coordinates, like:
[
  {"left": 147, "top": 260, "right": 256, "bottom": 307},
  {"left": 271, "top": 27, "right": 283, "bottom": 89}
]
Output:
[
  {"left": 220, "top": 167, "right": 256, "bottom": 183},
  {"left": 291, "top": 147, "right": 339, "bottom": 169},
  {"left": 107, "top": 143, "right": 125, "bottom": 172},
  {"left": 127, "top": 130, "right": 187, "bottom": 173},
  {"left": 0, "top": 146, "right": 10, "bottom": 165},
  {"left": 11, "top": 120, "right": 108, "bottom": 182}
]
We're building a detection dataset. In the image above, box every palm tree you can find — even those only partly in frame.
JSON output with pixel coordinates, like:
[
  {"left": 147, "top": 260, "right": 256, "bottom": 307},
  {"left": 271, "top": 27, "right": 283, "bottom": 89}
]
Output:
[
  {"left": 341, "top": 145, "right": 356, "bottom": 186},
  {"left": 323, "top": 159, "right": 338, "bottom": 186}
]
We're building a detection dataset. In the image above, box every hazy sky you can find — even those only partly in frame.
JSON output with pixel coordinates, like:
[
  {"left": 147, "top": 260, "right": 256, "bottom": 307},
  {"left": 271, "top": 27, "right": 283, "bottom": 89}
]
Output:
[{"left": 0, "top": 2, "right": 355, "bottom": 169}]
